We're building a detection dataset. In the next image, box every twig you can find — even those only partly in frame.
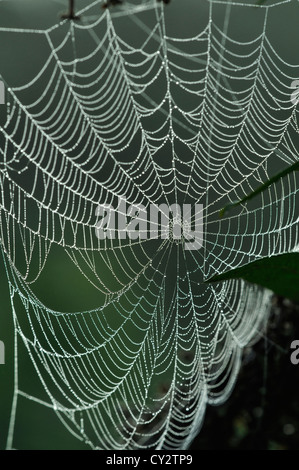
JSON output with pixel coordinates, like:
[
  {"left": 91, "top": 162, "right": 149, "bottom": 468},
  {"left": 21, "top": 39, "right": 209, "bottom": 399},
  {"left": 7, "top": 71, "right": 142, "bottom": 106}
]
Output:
[
  {"left": 219, "top": 160, "right": 299, "bottom": 218},
  {"left": 61, "top": 0, "right": 80, "bottom": 20}
]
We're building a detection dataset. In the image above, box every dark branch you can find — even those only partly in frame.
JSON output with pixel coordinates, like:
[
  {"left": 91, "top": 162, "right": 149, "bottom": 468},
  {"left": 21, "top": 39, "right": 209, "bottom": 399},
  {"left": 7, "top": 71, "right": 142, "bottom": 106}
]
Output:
[{"left": 61, "top": 0, "right": 80, "bottom": 20}]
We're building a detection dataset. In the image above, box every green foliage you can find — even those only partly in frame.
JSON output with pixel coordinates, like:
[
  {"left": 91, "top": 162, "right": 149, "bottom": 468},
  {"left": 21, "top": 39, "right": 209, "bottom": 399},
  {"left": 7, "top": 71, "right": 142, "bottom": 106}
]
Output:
[
  {"left": 206, "top": 253, "right": 299, "bottom": 302},
  {"left": 213, "top": 160, "right": 299, "bottom": 300}
]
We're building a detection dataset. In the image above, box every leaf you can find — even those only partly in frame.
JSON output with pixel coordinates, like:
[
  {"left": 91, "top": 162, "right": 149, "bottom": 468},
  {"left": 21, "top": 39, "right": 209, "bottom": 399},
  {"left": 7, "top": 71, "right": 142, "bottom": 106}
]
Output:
[
  {"left": 220, "top": 160, "right": 299, "bottom": 218},
  {"left": 205, "top": 253, "right": 299, "bottom": 302}
]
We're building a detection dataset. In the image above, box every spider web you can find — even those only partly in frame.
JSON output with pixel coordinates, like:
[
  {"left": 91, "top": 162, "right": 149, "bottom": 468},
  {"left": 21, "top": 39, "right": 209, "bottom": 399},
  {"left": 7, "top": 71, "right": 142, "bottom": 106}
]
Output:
[{"left": 0, "top": 0, "right": 298, "bottom": 450}]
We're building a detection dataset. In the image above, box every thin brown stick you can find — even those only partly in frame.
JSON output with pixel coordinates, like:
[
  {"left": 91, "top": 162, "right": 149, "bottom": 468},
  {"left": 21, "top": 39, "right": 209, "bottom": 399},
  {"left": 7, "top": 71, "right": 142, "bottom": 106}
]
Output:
[{"left": 61, "top": 0, "right": 80, "bottom": 20}]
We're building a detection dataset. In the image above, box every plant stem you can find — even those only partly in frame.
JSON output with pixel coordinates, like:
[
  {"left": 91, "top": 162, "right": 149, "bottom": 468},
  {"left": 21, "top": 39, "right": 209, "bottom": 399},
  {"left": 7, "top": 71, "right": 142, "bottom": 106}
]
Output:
[
  {"left": 220, "top": 160, "right": 299, "bottom": 218},
  {"left": 61, "top": 0, "right": 80, "bottom": 20}
]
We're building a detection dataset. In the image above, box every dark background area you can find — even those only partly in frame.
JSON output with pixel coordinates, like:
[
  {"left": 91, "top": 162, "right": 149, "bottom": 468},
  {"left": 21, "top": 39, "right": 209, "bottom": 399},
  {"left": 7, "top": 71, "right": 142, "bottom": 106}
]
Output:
[{"left": 191, "top": 296, "right": 299, "bottom": 450}]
